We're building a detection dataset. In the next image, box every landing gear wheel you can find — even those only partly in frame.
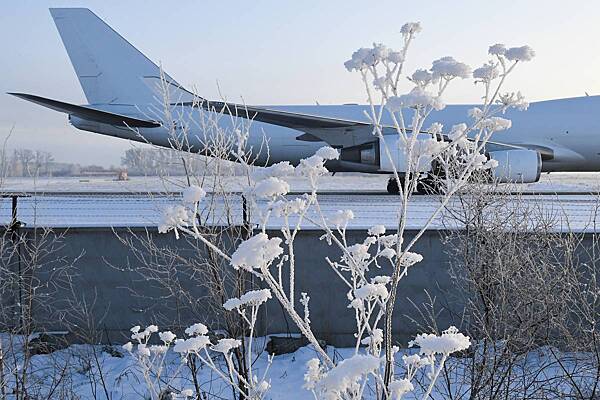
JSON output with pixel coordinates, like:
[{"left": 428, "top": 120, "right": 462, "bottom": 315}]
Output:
[{"left": 386, "top": 177, "right": 400, "bottom": 195}]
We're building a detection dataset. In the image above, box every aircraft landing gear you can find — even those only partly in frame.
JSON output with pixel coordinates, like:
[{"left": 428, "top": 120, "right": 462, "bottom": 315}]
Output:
[
  {"left": 387, "top": 174, "right": 442, "bottom": 195},
  {"left": 386, "top": 177, "right": 400, "bottom": 195}
]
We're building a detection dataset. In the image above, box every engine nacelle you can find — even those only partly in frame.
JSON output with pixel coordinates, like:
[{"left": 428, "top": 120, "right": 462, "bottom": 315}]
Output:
[
  {"left": 488, "top": 149, "right": 541, "bottom": 183},
  {"left": 378, "top": 134, "right": 433, "bottom": 173}
]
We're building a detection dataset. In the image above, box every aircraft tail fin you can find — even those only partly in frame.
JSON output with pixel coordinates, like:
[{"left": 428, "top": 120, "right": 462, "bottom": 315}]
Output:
[{"left": 49, "top": 8, "right": 193, "bottom": 106}]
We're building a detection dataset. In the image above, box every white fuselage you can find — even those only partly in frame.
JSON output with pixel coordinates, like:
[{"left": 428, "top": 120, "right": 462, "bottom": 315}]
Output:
[{"left": 71, "top": 95, "right": 600, "bottom": 173}]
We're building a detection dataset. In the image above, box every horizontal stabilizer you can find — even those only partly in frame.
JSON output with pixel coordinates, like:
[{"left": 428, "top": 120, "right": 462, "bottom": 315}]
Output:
[{"left": 8, "top": 93, "right": 161, "bottom": 128}]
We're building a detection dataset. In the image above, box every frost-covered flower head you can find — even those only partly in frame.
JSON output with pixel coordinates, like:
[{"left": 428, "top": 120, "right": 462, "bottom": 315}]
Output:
[
  {"left": 368, "top": 224, "right": 386, "bottom": 236},
  {"left": 223, "top": 288, "right": 272, "bottom": 311},
  {"left": 389, "top": 379, "right": 414, "bottom": 398},
  {"left": 271, "top": 197, "right": 308, "bottom": 217},
  {"left": 399, "top": 251, "right": 423, "bottom": 267},
  {"left": 252, "top": 161, "right": 295, "bottom": 181},
  {"left": 431, "top": 56, "right": 471, "bottom": 80},
  {"left": 410, "top": 69, "right": 437, "bottom": 87},
  {"left": 473, "top": 62, "right": 499, "bottom": 82},
  {"left": 313, "top": 354, "right": 381, "bottom": 396},
  {"left": 428, "top": 122, "right": 443, "bottom": 136},
  {"left": 372, "top": 275, "right": 392, "bottom": 285},
  {"left": 344, "top": 48, "right": 372, "bottom": 71},
  {"left": 488, "top": 43, "right": 506, "bottom": 56},
  {"left": 130, "top": 324, "right": 159, "bottom": 342},
  {"left": 182, "top": 185, "right": 206, "bottom": 204},
  {"left": 448, "top": 123, "right": 470, "bottom": 149},
  {"left": 400, "top": 22, "right": 422, "bottom": 38},
  {"left": 413, "top": 137, "right": 444, "bottom": 158},
  {"left": 254, "top": 177, "right": 290, "bottom": 199},
  {"left": 402, "top": 353, "right": 431, "bottom": 369},
  {"left": 158, "top": 331, "right": 176, "bottom": 344},
  {"left": 505, "top": 45, "right": 535, "bottom": 62},
  {"left": 379, "top": 247, "right": 396, "bottom": 259},
  {"left": 489, "top": 43, "right": 535, "bottom": 62},
  {"left": 379, "top": 233, "right": 401, "bottom": 248},
  {"left": 296, "top": 154, "right": 329, "bottom": 182},
  {"left": 185, "top": 323, "right": 208, "bottom": 337},
  {"left": 329, "top": 209, "right": 354, "bottom": 229},
  {"left": 230, "top": 233, "right": 283, "bottom": 271},
  {"left": 173, "top": 335, "right": 211, "bottom": 354},
  {"left": 477, "top": 116, "right": 512, "bottom": 132},
  {"left": 360, "top": 328, "right": 383, "bottom": 346},
  {"left": 316, "top": 146, "right": 339, "bottom": 160},
  {"left": 409, "top": 326, "right": 471, "bottom": 356},
  {"left": 343, "top": 243, "right": 371, "bottom": 266},
  {"left": 343, "top": 44, "right": 392, "bottom": 71},
  {"left": 137, "top": 343, "right": 151, "bottom": 357},
  {"left": 353, "top": 283, "right": 388, "bottom": 303},
  {"left": 387, "top": 87, "right": 446, "bottom": 111},
  {"left": 303, "top": 358, "right": 324, "bottom": 390},
  {"left": 211, "top": 338, "right": 242, "bottom": 353},
  {"left": 498, "top": 91, "right": 529, "bottom": 111},
  {"left": 158, "top": 205, "right": 189, "bottom": 238}
]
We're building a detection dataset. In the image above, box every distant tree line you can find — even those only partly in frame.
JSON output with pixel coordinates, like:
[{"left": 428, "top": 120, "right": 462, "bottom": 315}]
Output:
[
  {"left": 3, "top": 149, "right": 120, "bottom": 177},
  {"left": 1, "top": 147, "right": 249, "bottom": 178}
]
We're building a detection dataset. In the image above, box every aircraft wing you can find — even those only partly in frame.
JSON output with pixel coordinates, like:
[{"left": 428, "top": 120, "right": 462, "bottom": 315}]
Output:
[
  {"left": 201, "top": 101, "right": 541, "bottom": 156},
  {"left": 8, "top": 93, "right": 161, "bottom": 128},
  {"left": 201, "top": 101, "right": 381, "bottom": 147}
]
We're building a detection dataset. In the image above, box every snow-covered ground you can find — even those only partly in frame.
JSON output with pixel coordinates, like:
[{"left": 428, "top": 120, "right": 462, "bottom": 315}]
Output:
[
  {"left": 3, "top": 172, "right": 600, "bottom": 194},
  {"left": 2, "top": 336, "right": 594, "bottom": 399}
]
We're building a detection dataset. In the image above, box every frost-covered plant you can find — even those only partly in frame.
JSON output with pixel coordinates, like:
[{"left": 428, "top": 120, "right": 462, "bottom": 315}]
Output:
[
  {"left": 152, "top": 21, "right": 534, "bottom": 400},
  {"left": 124, "top": 293, "right": 273, "bottom": 400},
  {"left": 341, "top": 22, "right": 534, "bottom": 386},
  {"left": 122, "top": 325, "right": 187, "bottom": 399}
]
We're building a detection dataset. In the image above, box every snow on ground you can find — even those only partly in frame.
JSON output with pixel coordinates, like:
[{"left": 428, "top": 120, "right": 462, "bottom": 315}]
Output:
[
  {"left": 2, "top": 336, "right": 594, "bottom": 399},
  {"left": 4, "top": 172, "right": 600, "bottom": 194},
  {"left": 0, "top": 335, "right": 348, "bottom": 399}
]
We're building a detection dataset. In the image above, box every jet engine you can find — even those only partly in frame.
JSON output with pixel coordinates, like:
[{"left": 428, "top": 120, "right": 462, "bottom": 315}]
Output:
[{"left": 488, "top": 149, "right": 541, "bottom": 183}]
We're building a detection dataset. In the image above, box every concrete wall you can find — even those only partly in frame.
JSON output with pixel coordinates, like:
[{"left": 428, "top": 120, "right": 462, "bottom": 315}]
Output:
[{"left": 5, "top": 226, "right": 461, "bottom": 346}]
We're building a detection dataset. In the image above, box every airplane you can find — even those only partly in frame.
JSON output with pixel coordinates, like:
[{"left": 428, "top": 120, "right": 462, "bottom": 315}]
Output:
[{"left": 9, "top": 8, "right": 600, "bottom": 194}]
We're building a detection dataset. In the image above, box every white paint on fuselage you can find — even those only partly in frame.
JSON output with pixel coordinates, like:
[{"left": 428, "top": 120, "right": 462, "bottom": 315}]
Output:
[{"left": 82, "top": 95, "right": 600, "bottom": 172}]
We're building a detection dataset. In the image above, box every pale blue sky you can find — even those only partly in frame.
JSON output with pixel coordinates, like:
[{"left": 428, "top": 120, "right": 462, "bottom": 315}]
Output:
[{"left": 1, "top": 0, "right": 599, "bottom": 166}]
